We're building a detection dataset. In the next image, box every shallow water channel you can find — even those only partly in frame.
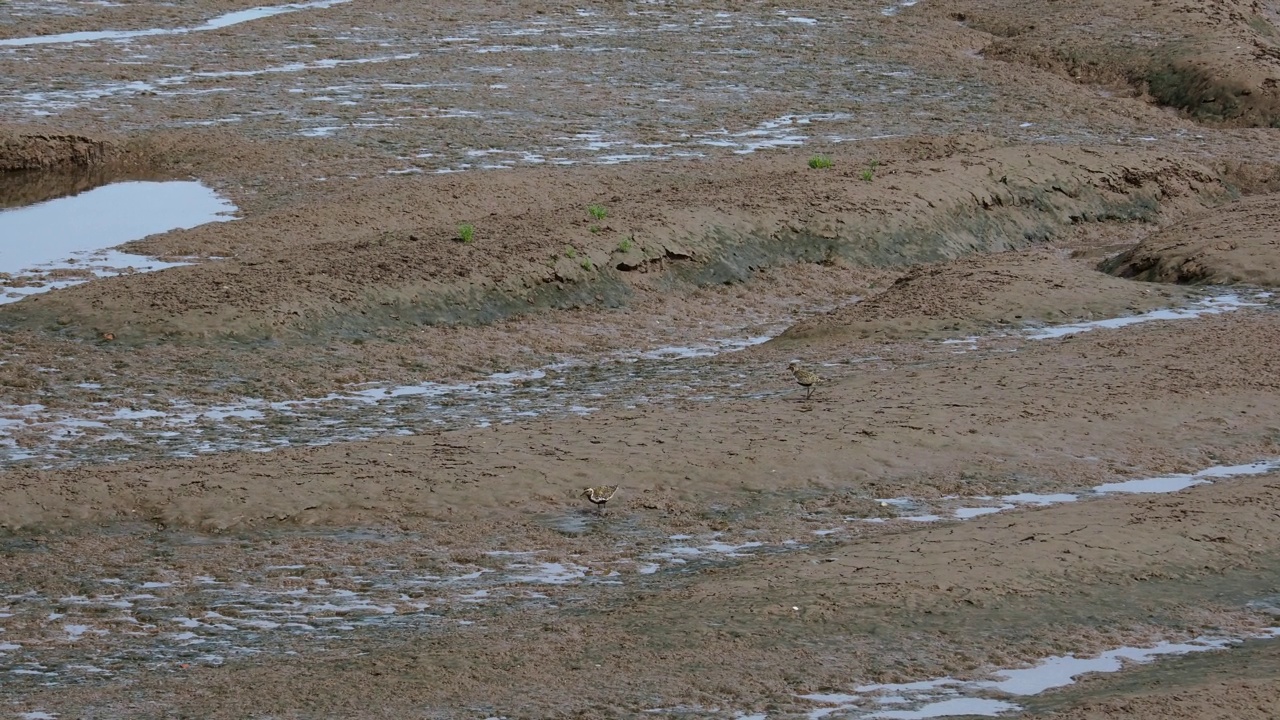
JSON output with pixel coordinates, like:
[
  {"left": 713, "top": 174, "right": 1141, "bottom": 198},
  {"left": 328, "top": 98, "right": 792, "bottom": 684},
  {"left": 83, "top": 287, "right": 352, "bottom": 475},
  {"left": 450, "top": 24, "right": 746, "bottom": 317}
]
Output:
[{"left": 0, "top": 292, "right": 1272, "bottom": 469}]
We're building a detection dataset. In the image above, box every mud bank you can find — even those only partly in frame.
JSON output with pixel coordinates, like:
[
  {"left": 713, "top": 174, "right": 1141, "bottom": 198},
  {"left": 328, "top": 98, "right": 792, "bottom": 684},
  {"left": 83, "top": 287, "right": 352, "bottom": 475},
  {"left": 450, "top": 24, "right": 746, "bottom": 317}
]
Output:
[
  {"left": 0, "top": 144, "right": 1223, "bottom": 344},
  {"left": 931, "top": 0, "right": 1280, "bottom": 126},
  {"left": 772, "top": 248, "right": 1193, "bottom": 342},
  {"left": 1105, "top": 194, "right": 1280, "bottom": 286},
  {"left": 0, "top": 126, "right": 128, "bottom": 172}
]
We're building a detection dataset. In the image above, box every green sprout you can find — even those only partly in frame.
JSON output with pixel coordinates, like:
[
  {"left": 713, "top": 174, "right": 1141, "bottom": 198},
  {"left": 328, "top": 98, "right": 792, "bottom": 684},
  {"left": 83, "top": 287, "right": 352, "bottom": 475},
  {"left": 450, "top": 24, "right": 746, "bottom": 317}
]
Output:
[
  {"left": 588, "top": 204, "right": 607, "bottom": 221},
  {"left": 618, "top": 238, "right": 634, "bottom": 252},
  {"left": 580, "top": 258, "right": 594, "bottom": 271},
  {"left": 565, "top": 246, "right": 577, "bottom": 258},
  {"left": 860, "top": 168, "right": 874, "bottom": 182},
  {"left": 457, "top": 224, "right": 475, "bottom": 243},
  {"left": 808, "top": 154, "right": 834, "bottom": 170}
]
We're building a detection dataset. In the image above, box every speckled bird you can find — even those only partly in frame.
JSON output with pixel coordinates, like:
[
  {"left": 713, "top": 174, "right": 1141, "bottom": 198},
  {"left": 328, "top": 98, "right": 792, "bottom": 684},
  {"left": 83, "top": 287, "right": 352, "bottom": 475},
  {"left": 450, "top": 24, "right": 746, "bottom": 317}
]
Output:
[
  {"left": 788, "top": 360, "right": 821, "bottom": 400},
  {"left": 581, "top": 485, "right": 620, "bottom": 514}
]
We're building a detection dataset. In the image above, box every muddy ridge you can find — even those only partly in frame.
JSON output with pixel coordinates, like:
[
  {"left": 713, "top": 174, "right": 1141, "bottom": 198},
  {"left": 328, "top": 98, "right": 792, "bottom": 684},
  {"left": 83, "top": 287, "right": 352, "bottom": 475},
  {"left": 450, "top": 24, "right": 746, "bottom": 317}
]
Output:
[
  {"left": 934, "top": 0, "right": 1280, "bottom": 126},
  {"left": 773, "top": 248, "right": 1192, "bottom": 342},
  {"left": 0, "top": 145, "right": 1223, "bottom": 344},
  {"left": 0, "top": 126, "right": 126, "bottom": 172},
  {"left": 1105, "top": 194, "right": 1280, "bottom": 286}
]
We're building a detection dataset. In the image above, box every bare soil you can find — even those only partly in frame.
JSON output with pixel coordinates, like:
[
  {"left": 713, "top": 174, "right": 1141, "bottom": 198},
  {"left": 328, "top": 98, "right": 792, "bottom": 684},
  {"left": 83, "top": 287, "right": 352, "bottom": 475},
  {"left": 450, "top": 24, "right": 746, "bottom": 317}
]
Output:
[
  {"left": 1106, "top": 193, "right": 1280, "bottom": 285},
  {"left": 773, "top": 247, "right": 1194, "bottom": 342},
  {"left": 3, "top": 0, "right": 1280, "bottom": 716}
]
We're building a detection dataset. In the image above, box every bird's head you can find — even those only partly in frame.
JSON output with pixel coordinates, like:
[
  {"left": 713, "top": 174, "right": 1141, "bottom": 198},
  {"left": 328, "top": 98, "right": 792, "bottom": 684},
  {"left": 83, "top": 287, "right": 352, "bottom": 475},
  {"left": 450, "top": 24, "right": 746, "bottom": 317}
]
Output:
[
  {"left": 788, "top": 360, "right": 800, "bottom": 369},
  {"left": 580, "top": 488, "right": 593, "bottom": 497}
]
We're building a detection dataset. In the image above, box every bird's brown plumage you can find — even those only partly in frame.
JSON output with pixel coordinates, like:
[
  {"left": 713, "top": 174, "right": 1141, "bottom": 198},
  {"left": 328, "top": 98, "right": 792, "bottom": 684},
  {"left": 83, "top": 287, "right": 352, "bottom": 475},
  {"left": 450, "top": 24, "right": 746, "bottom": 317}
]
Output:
[
  {"left": 788, "top": 361, "right": 821, "bottom": 400},
  {"left": 581, "top": 485, "right": 620, "bottom": 514}
]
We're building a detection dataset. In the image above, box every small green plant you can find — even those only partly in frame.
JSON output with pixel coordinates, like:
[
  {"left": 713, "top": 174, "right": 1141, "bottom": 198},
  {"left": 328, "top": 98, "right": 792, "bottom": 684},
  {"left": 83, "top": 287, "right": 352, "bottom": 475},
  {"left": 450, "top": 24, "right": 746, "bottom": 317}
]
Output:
[
  {"left": 869, "top": 159, "right": 880, "bottom": 168},
  {"left": 590, "top": 225, "right": 602, "bottom": 234},
  {"left": 808, "top": 154, "right": 834, "bottom": 170},
  {"left": 617, "top": 237, "right": 633, "bottom": 253},
  {"left": 580, "top": 258, "right": 594, "bottom": 271},
  {"left": 860, "top": 168, "right": 874, "bottom": 182},
  {"left": 565, "top": 246, "right": 577, "bottom": 258},
  {"left": 457, "top": 223, "right": 475, "bottom": 243},
  {"left": 588, "top": 204, "right": 607, "bottom": 221}
]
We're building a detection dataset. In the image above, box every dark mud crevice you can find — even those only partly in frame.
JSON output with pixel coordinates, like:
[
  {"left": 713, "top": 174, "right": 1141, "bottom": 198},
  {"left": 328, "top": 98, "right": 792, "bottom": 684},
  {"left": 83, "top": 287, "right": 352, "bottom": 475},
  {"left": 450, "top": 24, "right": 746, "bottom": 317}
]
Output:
[
  {"left": 1146, "top": 57, "right": 1280, "bottom": 128},
  {"left": 986, "top": 40, "right": 1280, "bottom": 128},
  {"left": 1098, "top": 191, "right": 1280, "bottom": 286},
  {"left": 951, "top": 0, "right": 1280, "bottom": 128},
  {"left": 1099, "top": 247, "right": 1195, "bottom": 283},
  {"left": 311, "top": 272, "right": 634, "bottom": 336}
]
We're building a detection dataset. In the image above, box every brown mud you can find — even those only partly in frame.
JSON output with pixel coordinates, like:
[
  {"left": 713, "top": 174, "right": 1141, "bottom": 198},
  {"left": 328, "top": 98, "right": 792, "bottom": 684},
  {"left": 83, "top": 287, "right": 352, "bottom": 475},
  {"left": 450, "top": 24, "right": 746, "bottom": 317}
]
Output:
[
  {"left": 928, "top": 0, "right": 1280, "bottom": 127},
  {"left": 1105, "top": 193, "right": 1280, "bottom": 286},
  {"left": 3, "top": 0, "right": 1280, "bottom": 716}
]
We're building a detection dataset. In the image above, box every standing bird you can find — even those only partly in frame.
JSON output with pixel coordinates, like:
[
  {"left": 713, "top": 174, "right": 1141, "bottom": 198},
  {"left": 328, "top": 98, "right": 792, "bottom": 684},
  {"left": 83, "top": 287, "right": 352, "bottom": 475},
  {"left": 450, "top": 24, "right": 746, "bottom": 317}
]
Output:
[
  {"left": 788, "top": 360, "right": 821, "bottom": 400},
  {"left": 581, "top": 485, "right": 620, "bottom": 514}
]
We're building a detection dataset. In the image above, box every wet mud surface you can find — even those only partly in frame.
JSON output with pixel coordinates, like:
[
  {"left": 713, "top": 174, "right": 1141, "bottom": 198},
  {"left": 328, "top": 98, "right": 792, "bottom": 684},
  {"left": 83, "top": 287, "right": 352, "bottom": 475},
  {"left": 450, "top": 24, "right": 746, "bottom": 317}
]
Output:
[{"left": 4, "top": 0, "right": 1280, "bottom": 716}]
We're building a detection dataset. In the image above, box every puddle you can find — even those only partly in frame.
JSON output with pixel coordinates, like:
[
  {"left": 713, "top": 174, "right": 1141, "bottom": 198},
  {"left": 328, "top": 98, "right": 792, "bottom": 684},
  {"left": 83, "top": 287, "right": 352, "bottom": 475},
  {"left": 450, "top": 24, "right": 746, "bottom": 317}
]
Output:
[
  {"left": 868, "top": 459, "right": 1280, "bottom": 526},
  {"left": 0, "top": 0, "right": 352, "bottom": 47},
  {"left": 881, "top": 0, "right": 920, "bottom": 16},
  {"left": 1025, "top": 295, "right": 1261, "bottom": 340},
  {"left": 0, "top": 179, "right": 236, "bottom": 303},
  {"left": 799, "top": 628, "right": 1280, "bottom": 718},
  {"left": 1092, "top": 459, "right": 1280, "bottom": 494},
  {"left": 644, "top": 536, "right": 772, "bottom": 568}
]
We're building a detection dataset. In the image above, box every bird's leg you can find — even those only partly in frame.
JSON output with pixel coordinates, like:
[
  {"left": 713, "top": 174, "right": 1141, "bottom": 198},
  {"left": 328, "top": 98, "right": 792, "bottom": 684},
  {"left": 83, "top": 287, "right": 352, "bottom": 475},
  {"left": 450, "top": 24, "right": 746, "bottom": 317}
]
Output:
[{"left": 806, "top": 385, "right": 813, "bottom": 400}]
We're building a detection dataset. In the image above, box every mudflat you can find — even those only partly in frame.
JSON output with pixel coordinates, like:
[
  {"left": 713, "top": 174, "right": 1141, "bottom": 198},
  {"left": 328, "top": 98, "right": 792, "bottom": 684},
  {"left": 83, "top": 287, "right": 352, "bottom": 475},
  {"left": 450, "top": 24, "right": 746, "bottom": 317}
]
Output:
[{"left": 3, "top": 0, "right": 1280, "bottom": 717}]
